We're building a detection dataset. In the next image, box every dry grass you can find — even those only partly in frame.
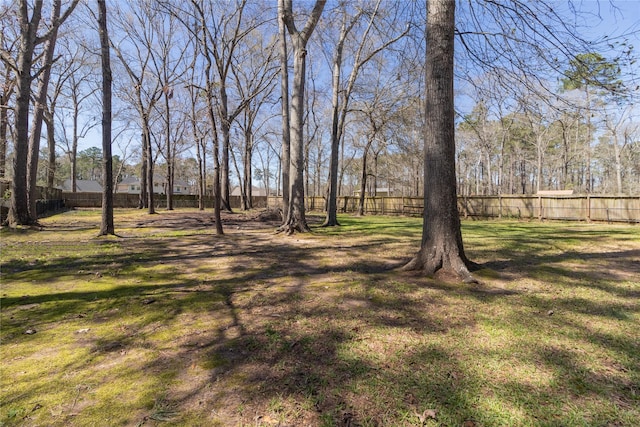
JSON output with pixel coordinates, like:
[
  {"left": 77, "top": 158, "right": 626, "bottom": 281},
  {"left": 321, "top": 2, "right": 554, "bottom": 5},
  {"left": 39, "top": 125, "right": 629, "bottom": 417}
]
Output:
[{"left": 1, "top": 209, "right": 638, "bottom": 427}]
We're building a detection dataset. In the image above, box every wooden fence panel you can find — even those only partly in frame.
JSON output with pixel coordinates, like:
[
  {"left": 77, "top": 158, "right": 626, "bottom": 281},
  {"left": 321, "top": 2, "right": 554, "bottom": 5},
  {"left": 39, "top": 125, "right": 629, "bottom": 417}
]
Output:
[
  {"left": 20, "top": 191, "right": 636, "bottom": 223},
  {"left": 272, "top": 195, "right": 640, "bottom": 223}
]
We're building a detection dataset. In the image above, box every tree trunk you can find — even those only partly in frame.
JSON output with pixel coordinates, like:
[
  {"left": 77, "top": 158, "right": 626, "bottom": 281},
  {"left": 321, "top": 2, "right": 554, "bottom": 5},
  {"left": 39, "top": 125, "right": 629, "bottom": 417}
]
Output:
[
  {"left": 97, "top": 0, "right": 114, "bottom": 236},
  {"left": 282, "top": 34, "right": 311, "bottom": 233},
  {"left": 402, "top": 0, "right": 475, "bottom": 283},
  {"left": 44, "top": 114, "right": 56, "bottom": 191},
  {"left": 138, "top": 132, "right": 147, "bottom": 208},
  {"left": 613, "top": 135, "right": 623, "bottom": 194},
  {"left": 8, "top": 0, "right": 43, "bottom": 227},
  {"left": 165, "top": 90, "right": 173, "bottom": 210},
  {"left": 280, "top": 0, "right": 326, "bottom": 234},
  {"left": 145, "top": 125, "right": 155, "bottom": 214},
  {"left": 323, "top": 14, "right": 345, "bottom": 227},
  {"left": 278, "top": 0, "right": 291, "bottom": 220},
  {"left": 0, "top": 71, "right": 13, "bottom": 179},
  {"left": 585, "top": 90, "right": 592, "bottom": 193},
  {"left": 193, "top": 3, "right": 223, "bottom": 234},
  {"left": 357, "top": 148, "right": 368, "bottom": 216},
  {"left": 197, "top": 142, "right": 205, "bottom": 210},
  {"left": 219, "top": 92, "right": 232, "bottom": 212},
  {"left": 27, "top": 0, "right": 59, "bottom": 220},
  {"left": 243, "top": 126, "right": 253, "bottom": 210}
]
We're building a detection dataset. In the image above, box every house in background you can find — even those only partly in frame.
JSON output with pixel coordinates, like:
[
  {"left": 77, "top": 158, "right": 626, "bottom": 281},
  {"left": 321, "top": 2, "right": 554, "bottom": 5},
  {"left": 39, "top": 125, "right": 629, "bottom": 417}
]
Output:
[
  {"left": 353, "top": 187, "right": 394, "bottom": 197},
  {"left": 61, "top": 179, "right": 103, "bottom": 193},
  {"left": 116, "top": 176, "right": 192, "bottom": 195},
  {"left": 230, "top": 186, "right": 269, "bottom": 197}
]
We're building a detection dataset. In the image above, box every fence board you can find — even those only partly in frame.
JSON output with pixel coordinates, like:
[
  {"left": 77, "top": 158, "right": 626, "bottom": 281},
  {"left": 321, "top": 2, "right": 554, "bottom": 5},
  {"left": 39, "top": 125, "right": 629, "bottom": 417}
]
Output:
[{"left": 266, "top": 195, "right": 639, "bottom": 223}]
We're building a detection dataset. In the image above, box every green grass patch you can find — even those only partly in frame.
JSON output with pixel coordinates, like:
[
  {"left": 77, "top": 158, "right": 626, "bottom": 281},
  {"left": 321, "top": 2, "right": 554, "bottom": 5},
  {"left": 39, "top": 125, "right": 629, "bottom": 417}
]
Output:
[{"left": 1, "top": 209, "right": 639, "bottom": 426}]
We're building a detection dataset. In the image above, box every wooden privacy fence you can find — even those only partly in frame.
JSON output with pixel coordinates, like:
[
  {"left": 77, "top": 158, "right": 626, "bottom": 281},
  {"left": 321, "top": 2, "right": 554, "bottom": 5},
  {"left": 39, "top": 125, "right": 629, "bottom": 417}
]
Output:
[
  {"left": 62, "top": 193, "right": 268, "bottom": 209},
  {"left": 5, "top": 189, "right": 636, "bottom": 223},
  {"left": 268, "top": 195, "right": 640, "bottom": 223}
]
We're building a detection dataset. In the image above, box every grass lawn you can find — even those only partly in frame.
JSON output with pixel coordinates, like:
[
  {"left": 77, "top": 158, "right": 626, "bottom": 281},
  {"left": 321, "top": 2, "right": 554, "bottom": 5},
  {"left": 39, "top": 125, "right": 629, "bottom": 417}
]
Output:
[{"left": 1, "top": 209, "right": 638, "bottom": 427}]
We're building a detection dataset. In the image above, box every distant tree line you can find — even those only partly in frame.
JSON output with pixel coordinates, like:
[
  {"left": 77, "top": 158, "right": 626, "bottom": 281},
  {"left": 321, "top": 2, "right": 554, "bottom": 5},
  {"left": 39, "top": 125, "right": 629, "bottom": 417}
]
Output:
[{"left": 1, "top": 0, "right": 638, "bottom": 231}]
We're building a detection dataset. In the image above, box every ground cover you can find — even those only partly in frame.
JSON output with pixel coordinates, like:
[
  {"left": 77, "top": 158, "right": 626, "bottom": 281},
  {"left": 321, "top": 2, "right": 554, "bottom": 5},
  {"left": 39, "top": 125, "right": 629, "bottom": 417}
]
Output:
[{"left": 1, "top": 209, "right": 638, "bottom": 426}]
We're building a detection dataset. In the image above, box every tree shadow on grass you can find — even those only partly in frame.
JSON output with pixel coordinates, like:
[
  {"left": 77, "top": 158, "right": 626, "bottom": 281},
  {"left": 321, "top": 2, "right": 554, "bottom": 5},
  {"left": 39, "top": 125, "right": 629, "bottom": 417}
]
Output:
[{"left": 2, "top": 215, "right": 639, "bottom": 426}]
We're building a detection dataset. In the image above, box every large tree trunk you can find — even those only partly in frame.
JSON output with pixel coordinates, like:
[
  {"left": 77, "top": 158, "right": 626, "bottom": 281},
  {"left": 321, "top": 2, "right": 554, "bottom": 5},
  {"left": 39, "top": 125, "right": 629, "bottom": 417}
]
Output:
[
  {"left": 97, "top": 0, "right": 114, "bottom": 236},
  {"left": 278, "top": 0, "right": 291, "bottom": 220},
  {"left": 8, "top": 1, "right": 43, "bottom": 227},
  {"left": 27, "top": 0, "right": 60, "bottom": 220},
  {"left": 282, "top": 34, "right": 311, "bottom": 233},
  {"left": 280, "top": 0, "right": 326, "bottom": 234},
  {"left": 8, "top": 0, "right": 78, "bottom": 227},
  {"left": 403, "top": 0, "right": 474, "bottom": 283}
]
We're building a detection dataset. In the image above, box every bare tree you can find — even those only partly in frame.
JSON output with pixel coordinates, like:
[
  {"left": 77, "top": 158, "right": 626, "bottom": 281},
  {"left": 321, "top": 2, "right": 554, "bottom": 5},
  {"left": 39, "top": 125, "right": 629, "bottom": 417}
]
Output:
[
  {"left": 40, "top": 32, "right": 94, "bottom": 192},
  {"left": 188, "top": 0, "right": 224, "bottom": 234},
  {"left": 231, "top": 29, "right": 279, "bottom": 210},
  {"left": 186, "top": 41, "right": 208, "bottom": 210},
  {"left": 2, "top": 0, "right": 78, "bottom": 226},
  {"left": 56, "top": 38, "right": 100, "bottom": 193},
  {"left": 26, "top": 0, "right": 72, "bottom": 218},
  {"left": 322, "top": 0, "right": 409, "bottom": 226},
  {"left": 110, "top": 0, "right": 166, "bottom": 214},
  {"left": 146, "top": 9, "right": 190, "bottom": 211},
  {"left": 351, "top": 55, "right": 406, "bottom": 215},
  {"left": 279, "top": 0, "right": 326, "bottom": 234}
]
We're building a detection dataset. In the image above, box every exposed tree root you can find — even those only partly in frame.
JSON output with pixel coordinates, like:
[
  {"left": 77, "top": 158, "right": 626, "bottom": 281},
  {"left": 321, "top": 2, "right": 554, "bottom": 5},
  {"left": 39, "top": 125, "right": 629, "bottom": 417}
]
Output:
[
  {"left": 276, "top": 218, "right": 311, "bottom": 235},
  {"left": 400, "top": 247, "right": 478, "bottom": 284}
]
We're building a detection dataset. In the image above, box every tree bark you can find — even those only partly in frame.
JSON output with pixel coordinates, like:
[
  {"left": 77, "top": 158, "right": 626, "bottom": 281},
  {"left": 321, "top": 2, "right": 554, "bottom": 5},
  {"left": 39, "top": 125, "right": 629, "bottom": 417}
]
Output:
[
  {"left": 191, "top": 0, "right": 223, "bottom": 234},
  {"left": 27, "top": 0, "right": 61, "bottom": 219},
  {"left": 145, "top": 120, "right": 155, "bottom": 214},
  {"left": 402, "top": 0, "right": 475, "bottom": 283},
  {"left": 98, "top": 0, "right": 114, "bottom": 236},
  {"left": 0, "top": 70, "right": 13, "bottom": 179},
  {"left": 280, "top": 0, "right": 326, "bottom": 234},
  {"left": 323, "top": 11, "right": 347, "bottom": 226},
  {"left": 8, "top": 0, "right": 78, "bottom": 227},
  {"left": 8, "top": 0, "right": 44, "bottom": 227},
  {"left": 278, "top": 0, "right": 291, "bottom": 220},
  {"left": 138, "top": 132, "right": 146, "bottom": 208},
  {"left": 44, "top": 113, "right": 56, "bottom": 191},
  {"left": 164, "top": 89, "right": 174, "bottom": 210}
]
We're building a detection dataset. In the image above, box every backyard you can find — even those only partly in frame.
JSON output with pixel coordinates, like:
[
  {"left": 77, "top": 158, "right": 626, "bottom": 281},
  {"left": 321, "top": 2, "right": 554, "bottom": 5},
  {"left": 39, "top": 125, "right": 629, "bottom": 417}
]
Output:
[{"left": 1, "top": 209, "right": 638, "bottom": 426}]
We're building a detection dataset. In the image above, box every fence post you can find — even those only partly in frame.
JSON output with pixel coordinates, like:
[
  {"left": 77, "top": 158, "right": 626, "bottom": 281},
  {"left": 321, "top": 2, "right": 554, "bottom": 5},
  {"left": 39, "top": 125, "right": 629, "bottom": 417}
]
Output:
[{"left": 538, "top": 195, "right": 543, "bottom": 221}]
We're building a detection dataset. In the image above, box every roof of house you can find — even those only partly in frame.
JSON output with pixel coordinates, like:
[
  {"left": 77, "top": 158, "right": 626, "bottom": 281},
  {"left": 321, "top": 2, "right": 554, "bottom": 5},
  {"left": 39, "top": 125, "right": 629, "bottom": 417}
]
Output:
[
  {"left": 118, "top": 176, "right": 189, "bottom": 187},
  {"left": 62, "top": 179, "right": 103, "bottom": 193}
]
